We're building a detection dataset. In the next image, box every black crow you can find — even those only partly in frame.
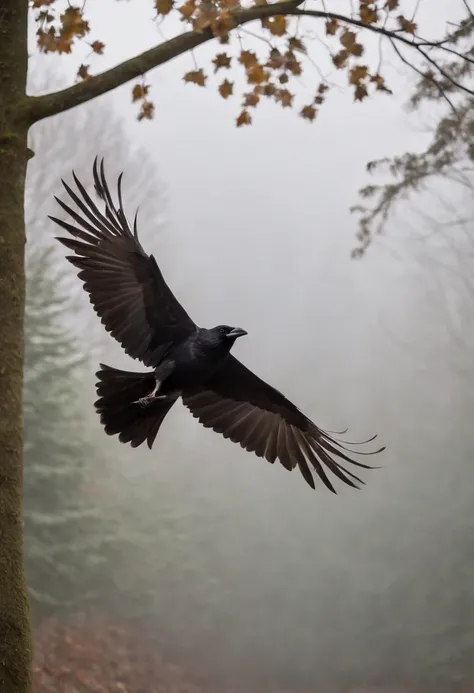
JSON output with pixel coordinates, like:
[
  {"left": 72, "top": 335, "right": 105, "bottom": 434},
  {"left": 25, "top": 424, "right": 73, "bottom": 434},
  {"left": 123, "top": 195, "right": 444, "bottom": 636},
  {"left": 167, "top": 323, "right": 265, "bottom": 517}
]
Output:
[{"left": 50, "top": 158, "right": 384, "bottom": 492}]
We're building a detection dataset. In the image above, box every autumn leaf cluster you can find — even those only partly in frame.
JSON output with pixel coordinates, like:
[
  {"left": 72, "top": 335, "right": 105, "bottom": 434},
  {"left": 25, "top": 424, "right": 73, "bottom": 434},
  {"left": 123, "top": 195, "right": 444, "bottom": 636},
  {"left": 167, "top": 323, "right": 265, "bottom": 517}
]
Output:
[
  {"left": 30, "top": 0, "right": 422, "bottom": 126},
  {"left": 173, "top": 0, "right": 402, "bottom": 125}
]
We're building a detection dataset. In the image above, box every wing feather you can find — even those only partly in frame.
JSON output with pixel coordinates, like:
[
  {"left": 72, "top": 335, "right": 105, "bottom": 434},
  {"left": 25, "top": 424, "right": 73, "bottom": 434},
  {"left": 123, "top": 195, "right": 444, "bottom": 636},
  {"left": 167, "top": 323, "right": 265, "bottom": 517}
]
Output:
[
  {"left": 50, "top": 157, "right": 195, "bottom": 366},
  {"left": 182, "top": 355, "right": 384, "bottom": 492}
]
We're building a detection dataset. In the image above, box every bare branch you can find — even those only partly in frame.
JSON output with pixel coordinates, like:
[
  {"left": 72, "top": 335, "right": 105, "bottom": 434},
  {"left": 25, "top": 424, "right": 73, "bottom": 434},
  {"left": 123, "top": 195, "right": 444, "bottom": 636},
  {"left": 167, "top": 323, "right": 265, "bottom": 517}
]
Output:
[
  {"left": 462, "top": 0, "right": 474, "bottom": 20},
  {"left": 352, "top": 97, "right": 474, "bottom": 257},
  {"left": 389, "top": 38, "right": 459, "bottom": 116}
]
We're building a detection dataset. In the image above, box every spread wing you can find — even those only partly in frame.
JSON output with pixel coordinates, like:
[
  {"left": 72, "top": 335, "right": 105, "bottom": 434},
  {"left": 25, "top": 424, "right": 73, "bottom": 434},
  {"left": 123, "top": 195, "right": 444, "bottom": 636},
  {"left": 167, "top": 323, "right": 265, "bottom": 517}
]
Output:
[
  {"left": 49, "top": 157, "right": 196, "bottom": 367},
  {"left": 182, "top": 355, "right": 384, "bottom": 492}
]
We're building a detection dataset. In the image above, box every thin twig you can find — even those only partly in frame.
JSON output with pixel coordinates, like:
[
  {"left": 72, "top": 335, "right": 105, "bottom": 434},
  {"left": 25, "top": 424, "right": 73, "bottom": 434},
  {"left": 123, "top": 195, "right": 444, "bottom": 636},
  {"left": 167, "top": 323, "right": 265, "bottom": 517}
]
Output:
[
  {"left": 462, "top": 0, "right": 474, "bottom": 19},
  {"left": 389, "top": 38, "right": 459, "bottom": 116}
]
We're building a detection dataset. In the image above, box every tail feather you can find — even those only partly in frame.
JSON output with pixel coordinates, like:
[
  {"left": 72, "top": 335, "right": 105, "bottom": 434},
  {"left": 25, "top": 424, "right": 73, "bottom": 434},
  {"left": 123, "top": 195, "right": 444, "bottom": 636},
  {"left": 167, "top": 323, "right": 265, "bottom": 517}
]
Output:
[{"left": 95, "top": 364, "right": 176, "bottom": 449}]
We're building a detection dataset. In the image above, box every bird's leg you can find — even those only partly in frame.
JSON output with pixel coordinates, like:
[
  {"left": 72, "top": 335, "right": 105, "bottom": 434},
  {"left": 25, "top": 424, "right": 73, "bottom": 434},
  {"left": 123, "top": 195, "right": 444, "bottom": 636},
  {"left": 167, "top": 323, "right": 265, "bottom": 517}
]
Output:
[
  {"left": 136, "top": 378, "right": 163, "bottom": 408},
  {"left": 134, "top": 360, "right": 175, "bottom": 408}
]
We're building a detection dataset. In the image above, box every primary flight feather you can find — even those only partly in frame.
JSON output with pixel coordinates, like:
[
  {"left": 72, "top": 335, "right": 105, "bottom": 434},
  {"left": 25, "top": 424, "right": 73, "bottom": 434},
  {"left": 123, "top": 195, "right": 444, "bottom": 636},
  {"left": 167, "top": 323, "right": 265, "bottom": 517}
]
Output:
[{"left": 50, "top": 158, "right": 384, "bottom": 493}]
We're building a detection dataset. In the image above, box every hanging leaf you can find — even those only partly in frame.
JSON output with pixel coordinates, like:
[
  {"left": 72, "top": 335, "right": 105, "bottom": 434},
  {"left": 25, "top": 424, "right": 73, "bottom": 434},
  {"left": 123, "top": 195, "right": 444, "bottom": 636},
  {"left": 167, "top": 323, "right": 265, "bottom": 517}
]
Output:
[
  {"left": 212, "top": 53, "right": 232, "bottom": 72},
  {"left": 218, "top": 79, "right": 234, "bottom": 98},
  {"left": 183, "top": 69, "right": 207, "bottom": 86},
  {"left": 155, "top": 0, "right": 174, "bottom": 14},
  {"left": 132, "top": 83, "right": 149, "bottom": 101},
  {"left": 236, "top": 110, "right": 252, "bottom": 127},
  {"left": 90, "top": 40, "right": 105, "bottom": 54},
  {"left": 300, "top": 105, "right": 317, "bottom": 121}
]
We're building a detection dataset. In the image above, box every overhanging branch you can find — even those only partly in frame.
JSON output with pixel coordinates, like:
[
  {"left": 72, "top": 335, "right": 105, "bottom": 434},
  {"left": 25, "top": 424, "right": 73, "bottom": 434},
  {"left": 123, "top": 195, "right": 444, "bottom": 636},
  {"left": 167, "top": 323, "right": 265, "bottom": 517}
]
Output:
[
  {"left": 26, "top": 0, "right": 305, "bottom": 123},
  {"left": 27, "top": 28, "right": 216, "bottom": 123},
  {"left": 26, "top": 1, "right": 474, "bottom": 123}
]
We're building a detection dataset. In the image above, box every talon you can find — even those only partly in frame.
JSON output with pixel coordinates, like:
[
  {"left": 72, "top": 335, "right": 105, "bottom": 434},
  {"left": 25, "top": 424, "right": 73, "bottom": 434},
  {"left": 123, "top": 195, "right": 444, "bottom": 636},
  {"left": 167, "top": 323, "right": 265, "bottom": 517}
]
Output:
[{"left": 136, "top": 394, "right": 156, "bottom": 408}]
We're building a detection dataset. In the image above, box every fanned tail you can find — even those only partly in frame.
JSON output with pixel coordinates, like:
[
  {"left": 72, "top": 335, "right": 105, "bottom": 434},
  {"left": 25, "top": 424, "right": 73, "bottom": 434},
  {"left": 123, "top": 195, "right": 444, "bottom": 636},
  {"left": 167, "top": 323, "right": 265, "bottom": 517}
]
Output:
[{"left": 95, "top": 364, "right": 176, "bottom": 449}]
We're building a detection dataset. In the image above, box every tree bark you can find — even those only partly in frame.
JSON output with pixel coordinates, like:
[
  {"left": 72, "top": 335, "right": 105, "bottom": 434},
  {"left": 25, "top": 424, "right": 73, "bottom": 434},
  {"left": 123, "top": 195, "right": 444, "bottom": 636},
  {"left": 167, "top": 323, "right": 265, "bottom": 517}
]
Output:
[{"left": 0, "top": 1, "right": 32, "bottom": 692}]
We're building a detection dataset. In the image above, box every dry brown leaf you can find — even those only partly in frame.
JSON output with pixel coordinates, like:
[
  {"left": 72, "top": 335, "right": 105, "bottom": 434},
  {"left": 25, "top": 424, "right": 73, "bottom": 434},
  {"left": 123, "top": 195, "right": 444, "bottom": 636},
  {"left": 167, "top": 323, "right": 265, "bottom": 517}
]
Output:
[
  {"left": 288, "top": 36, "right": 306, "bottom": 53},
  {"left": 340, "top": 28, "right": 356, "bottom": 49},
  {"left": 183, "top": 69, "right": 207, "bottom": 86},
  {"left": 262, "top": 15, "right": 287, "bottom": 36},
  {"left": 325, "top": 18, "right": 339, "bottom": 35},
  {"left": 285, "top": 53, "right": 302, "bottom": 76},
  {"left": 243, "top": 91, "right": 260, "bottom": 107},
  {"left": 263, "top": 83, "right": 276, "bottom": 96},
  {"left": 359, "top": 3, "right": 378, "bottom": 24},
  {"left": 301, "top": 105, "right": 317, "bottom": 121},
  {"left": 349, "top": 64, "right": 369, "bottom": 84},
  {"left": 370, "top": 73, "right": 392, "bottom": 93},
  {"left": 178, "top": 0, "right": 196, "bottom": 19},
  {"left": 398, "top": 14, "right": 417, "bottom": 33},
  {"left": 354, "top": 83, "right": 368, "bottom": 101},
  {"left": 155, "top": 0, "right": 174, "bottom": 14},
  {"left": 193, "top": 6, "right": 218, "bottom": 30},
  {"left": 60, "top": 6, "right": 89, "bottom": 39},
  {"left": 239, "top": 50, "right": 258, "bottom": 68},
  {"left": 236, "top": 109, "right": 252, "bottom": 127},
  {"left": 37, "top": 28, "right": 56, "bottom": 52},
  {"left": 90, "top": 40, "right": 105, "bottom": 54},
  {"left": 212, "top": 52, "right": 232, "bottom": 72},
  {"left": 266, "top": 47, "right": 285, "bottom": 69},
  {"left": 218, "top": 79, "right": 234, "bottom": 98},
  {"left": 339, "top": 28, "right": 364, "bottom": 56},
  {"left": 332, "top": 49, "right": 349, "bottom": 69},
  {"left": 132, "top": 83, "right": 149, "bottom": 101},
  {"left": 246, "top": 64, "right": 270, "bottom": 84},
  {"left": 37, "top": 24, "right": 78, "bottom": 53},
  {"left": 212, "top": 11, "right": 236, "bottom": 36},
  {"left": 36, "top": 9, "right": 55, "bottom": 23},
  {"left": 77, "top": 64, "right": 91, "bottom": 81},
  {"left": 275, "top": 88, "right": 293, "bottom": 107}
]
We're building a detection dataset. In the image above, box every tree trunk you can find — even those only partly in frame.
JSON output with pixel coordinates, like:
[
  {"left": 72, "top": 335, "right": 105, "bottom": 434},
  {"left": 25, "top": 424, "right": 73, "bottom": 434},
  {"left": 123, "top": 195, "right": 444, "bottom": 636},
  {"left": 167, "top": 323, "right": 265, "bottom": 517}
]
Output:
[{"left": 0, "top": 2, "right": 32, "bottom": 692}]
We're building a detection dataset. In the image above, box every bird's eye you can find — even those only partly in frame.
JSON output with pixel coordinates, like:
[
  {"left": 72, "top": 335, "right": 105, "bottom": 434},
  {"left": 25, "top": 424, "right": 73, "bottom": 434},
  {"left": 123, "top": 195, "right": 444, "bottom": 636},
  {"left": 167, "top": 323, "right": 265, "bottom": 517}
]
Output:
[{"left": 220, "top": 327, "right": 227, "bottom": 334}]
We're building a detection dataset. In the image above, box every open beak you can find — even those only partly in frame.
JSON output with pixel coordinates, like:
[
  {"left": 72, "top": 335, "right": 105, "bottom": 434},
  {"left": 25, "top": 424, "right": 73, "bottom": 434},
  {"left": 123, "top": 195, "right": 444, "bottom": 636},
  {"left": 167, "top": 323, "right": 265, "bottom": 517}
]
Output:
[{"left": 227, "top": 327, "right": 248, "bottom": 339}]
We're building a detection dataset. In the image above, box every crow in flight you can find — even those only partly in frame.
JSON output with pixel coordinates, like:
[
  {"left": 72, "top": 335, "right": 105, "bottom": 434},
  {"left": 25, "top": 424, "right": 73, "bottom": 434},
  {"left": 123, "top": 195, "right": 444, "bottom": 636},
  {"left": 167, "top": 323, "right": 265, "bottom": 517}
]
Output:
[{"left": 50, "top": 158, "right": 384, "bottom": 492}]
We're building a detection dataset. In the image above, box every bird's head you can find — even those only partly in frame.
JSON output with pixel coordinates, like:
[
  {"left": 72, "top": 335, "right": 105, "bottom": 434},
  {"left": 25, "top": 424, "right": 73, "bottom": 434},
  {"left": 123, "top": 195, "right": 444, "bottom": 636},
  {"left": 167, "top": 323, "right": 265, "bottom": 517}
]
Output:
[{"left": 208, "top": 324, "right": 248, "bottom": 347}]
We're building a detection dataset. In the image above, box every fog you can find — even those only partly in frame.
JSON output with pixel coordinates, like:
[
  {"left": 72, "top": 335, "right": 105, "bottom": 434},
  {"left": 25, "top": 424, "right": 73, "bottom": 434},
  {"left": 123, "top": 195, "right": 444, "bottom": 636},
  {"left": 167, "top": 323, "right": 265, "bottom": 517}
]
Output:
[{"left": 25, "top": 1, "right": 474, "bottom": 691}]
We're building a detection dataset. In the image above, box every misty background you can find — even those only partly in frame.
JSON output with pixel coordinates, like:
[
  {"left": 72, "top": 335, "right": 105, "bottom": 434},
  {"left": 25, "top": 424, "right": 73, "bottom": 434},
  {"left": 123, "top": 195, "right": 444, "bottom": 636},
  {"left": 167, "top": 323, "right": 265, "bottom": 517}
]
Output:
[{"left": 25, "top": 1, "right": 474, "bottom": 691}]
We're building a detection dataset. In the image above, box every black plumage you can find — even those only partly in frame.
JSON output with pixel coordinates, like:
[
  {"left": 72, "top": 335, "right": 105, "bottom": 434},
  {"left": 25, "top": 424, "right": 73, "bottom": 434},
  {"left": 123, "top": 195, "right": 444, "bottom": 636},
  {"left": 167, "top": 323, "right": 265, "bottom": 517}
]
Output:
[{"left": 50, "top": 158, "right": 384, "bottom": 493}]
